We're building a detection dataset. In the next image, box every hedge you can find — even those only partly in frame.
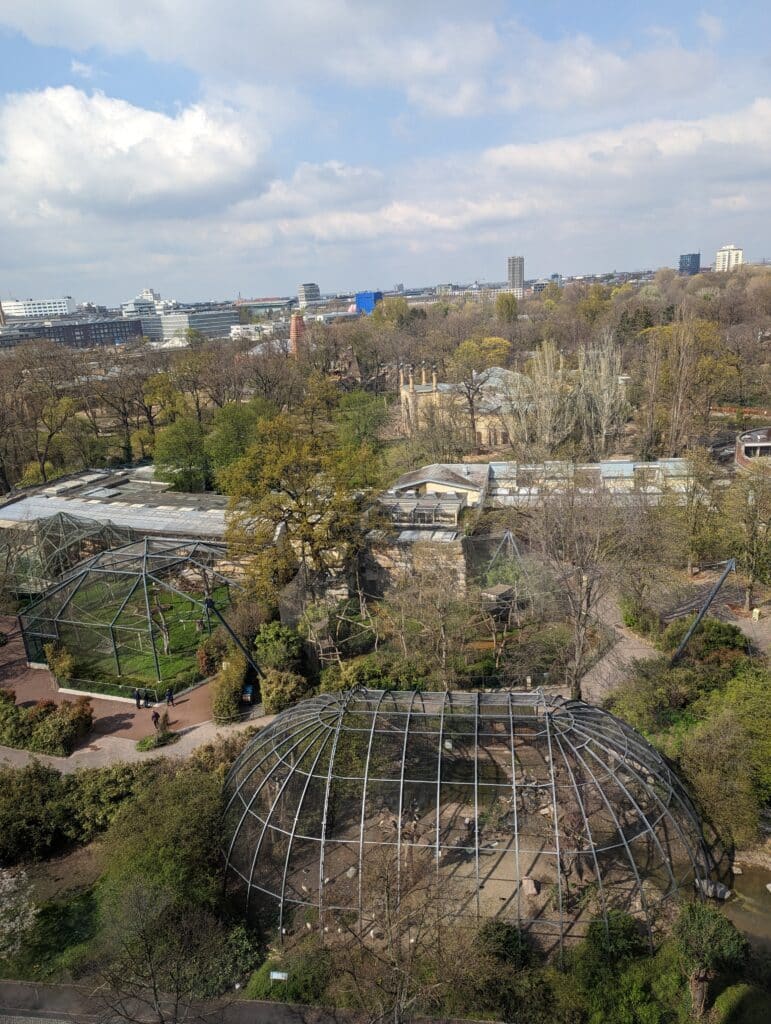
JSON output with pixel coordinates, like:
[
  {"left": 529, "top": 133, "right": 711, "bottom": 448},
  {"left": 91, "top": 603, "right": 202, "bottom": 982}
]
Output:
[{"left": 0, "top": 689, "right": 93, "bottom": 757}]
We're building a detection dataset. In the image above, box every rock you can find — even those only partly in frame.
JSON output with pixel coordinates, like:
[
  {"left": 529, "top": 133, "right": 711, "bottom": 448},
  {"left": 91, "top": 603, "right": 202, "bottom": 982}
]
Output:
[
  {"left": 766, "top": 883, "right": 771, "bottom": 894},
  {"left": 694, "top": 879, "right": 731, "bottom": 900},
  {"left": 346, "top": 866, "right": 358, "bottom": 879},
  {"left": 522, "top": 876, "right": 541, "bottom": 896},
  {"left": 732, "top": 865, "right": 743, "bottom": 875}
]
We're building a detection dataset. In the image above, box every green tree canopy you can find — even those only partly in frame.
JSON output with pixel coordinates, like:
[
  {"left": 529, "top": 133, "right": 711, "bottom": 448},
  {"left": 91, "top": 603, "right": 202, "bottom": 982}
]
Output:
[{"left": 153, "top": 416, "right": 211, "bottom": 492}]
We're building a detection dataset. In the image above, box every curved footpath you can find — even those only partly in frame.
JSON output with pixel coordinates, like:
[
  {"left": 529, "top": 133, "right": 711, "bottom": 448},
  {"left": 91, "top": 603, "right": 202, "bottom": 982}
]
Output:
[{"left": 0, "top": 711, "right": 271, "bottom": 773}]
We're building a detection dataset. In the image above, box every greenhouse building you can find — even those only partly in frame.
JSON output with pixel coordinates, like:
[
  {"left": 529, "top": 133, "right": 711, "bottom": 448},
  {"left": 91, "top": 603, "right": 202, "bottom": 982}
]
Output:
[
  {"left": 19, "top": 537, "right": 241, "bottom": 686},
  {"left": 224, "top": 688, "right": 712, "bottom": 952}
]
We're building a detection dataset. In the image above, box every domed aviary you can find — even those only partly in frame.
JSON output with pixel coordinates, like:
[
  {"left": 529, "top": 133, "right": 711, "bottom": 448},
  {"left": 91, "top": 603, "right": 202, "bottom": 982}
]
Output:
[{"left": 223, "top": 689, "right": 711, "bottom": 950}]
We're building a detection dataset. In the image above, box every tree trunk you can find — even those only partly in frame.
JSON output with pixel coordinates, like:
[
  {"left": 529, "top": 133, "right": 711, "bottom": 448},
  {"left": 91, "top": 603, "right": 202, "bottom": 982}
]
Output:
[
  {"left": 744, "top": 581, "right": 753, "bottom": 613},
  {"left": 689, "top": 967, "right": 713, "bottom": 1018}
]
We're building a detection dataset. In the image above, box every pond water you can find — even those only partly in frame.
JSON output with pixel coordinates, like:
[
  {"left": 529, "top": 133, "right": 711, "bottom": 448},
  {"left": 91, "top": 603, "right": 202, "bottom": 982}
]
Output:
[{"left": 723, "top": 867, "right": 771, "bottom": 951}]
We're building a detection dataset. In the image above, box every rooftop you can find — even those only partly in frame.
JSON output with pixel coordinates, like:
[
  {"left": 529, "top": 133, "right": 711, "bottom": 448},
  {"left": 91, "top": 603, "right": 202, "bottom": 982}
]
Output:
[{"left": 0, "top": 468, "right": 227, "bottom": 538}]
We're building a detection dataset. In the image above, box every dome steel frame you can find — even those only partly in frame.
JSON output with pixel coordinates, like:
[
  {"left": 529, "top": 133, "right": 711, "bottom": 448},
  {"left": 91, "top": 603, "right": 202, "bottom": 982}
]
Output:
[{"left": 224, "top": 688, "right": 712, "bottom": 952}]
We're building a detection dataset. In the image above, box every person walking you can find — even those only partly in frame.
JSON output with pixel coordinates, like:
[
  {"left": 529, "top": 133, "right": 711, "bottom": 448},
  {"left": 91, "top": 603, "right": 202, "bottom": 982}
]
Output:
[
  {"left": 143, "top": 689, "right": 151, "bottom": 708},
  {"left": 151, "top": 709, "right": 160, "bottom": 731},
  {"left": 165, "top": 687, "right": 174, "bottom": 707},
  {"left": 133, "top": 687, "right": 141, "bottom": 710}
]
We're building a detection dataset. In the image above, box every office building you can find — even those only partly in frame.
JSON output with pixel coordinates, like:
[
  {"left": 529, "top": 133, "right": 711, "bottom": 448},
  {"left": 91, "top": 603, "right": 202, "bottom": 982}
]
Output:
[
  {"left": 155, "top": 308, "right": 239, "bottom": 342},
  {"left": 679, "top": 253, "right": 701, "bottom": 276},
  {"left": 714, "top": 244, "right": 744, "bottom": 272},
  {"left": 507, "top": 256, "right": 524, "bottom": 299},
  {"left": 0, "top": 296, "right": 77, "bottom": 318},
  {"left": 298, "top": 282, "right": 321, "bottom": 307},
  {"left": 0, "top": 317, "right": 142, "bottom": 349}
]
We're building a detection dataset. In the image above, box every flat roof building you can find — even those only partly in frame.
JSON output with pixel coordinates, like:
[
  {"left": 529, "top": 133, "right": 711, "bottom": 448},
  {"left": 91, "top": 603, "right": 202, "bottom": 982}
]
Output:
[
  {"left": 298, "top": 283, "right": 321, "bottom": 307},
  {"left": 507, "top": 256, "right": 524, "bottom": 299},
  {"left": 0, "top": 316, "right": 143, "bottom": 349},
  {"left": 679, "top": 253, "right": 701, "bottom": 276},
  {"left": 1, "top": 296, "right": 77, "bottom": 318},
  {"left": 715, "top": 244, "right": 744, "bottom": 272},
  {"left": 0, "top": 468, "right": 228, "bottom": 539}
]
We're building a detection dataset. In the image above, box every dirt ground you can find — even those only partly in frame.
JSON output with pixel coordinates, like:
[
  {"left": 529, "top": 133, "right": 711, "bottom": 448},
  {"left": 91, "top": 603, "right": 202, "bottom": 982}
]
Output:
[{"left": 21, "top": 845, "right": 103, "bottom": 902}]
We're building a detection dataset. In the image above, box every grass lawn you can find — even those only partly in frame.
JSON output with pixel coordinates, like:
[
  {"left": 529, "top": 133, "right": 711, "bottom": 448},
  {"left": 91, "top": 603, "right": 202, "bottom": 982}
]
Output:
[
  {"left": 0, "top": 887, "right": 98, "bottom": 982},
  {"left": 45, "top": 582, "right": 232, "bottom": 688}
]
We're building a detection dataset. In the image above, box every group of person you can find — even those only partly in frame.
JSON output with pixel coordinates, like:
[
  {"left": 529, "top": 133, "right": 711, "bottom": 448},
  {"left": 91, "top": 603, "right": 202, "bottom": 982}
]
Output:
[
  {"left": 132, "top": 686, "right": 176, "bottom": 710},
  {"left": 132, "top": 685, "right": 176, "bottom": 731}
]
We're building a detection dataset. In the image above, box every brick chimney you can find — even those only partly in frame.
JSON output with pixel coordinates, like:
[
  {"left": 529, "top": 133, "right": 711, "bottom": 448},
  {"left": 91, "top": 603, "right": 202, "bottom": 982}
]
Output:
[{"left": 289, "top": 313, "right": 305, "bottom": 356}]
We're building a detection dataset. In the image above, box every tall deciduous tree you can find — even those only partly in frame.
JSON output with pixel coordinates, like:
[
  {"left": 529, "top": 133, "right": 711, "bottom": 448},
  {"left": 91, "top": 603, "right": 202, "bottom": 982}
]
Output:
[
  {"left": 448, "top": 336, "right": 511, "bottom": 449},
  {"left": 526, "top": 482, "right": 625, "bottom": 700}
]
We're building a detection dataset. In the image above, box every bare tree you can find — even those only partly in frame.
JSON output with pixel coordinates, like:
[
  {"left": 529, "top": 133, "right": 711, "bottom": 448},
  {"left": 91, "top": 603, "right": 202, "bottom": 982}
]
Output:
[
  {"left": 91, "top": 884, "right": 233, "bottom": 1024},
  {"left": 525, "top": 481, "right": 625, "bottom": 700},
  {"left": 575, "top": 330, "right": 629, "bottom": 458}
]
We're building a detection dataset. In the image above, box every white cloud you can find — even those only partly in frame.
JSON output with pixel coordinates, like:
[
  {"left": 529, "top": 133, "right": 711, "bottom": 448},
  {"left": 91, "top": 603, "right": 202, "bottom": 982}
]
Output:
[
  {"left": 0, "top": 2, "right": 724, "bottom": 118},
  {"left": 0, "top": 86, "right": 269, "bottom": 217},
  {"left": 698, "top": 13, "right": 724, "bottom": 44},
  {"left": 70, "top": 59, "right": 95, "bottom": 79}
]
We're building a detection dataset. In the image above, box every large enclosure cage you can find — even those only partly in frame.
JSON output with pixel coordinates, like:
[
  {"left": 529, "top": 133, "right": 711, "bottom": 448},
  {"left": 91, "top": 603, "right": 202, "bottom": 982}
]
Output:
[
  {"left": 0, "top": 512, "right": 134, "bottom": 596},
  {"left": 224, "top": 689, "right": 711, "bottom": 952},
  {"left": 19, "top": 538, "right": 241, "bottom": 684}
]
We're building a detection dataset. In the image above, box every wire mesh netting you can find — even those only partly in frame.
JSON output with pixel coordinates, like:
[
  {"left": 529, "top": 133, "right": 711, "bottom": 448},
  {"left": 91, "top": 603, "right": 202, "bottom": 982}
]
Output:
[
  {"left": 1, "top": 512, "right": 134, "bottom": 596},
  {"left": 19, "top": 537, "right": 241, "bottom": 684},
  {"left": 224, "top": 688, "right": 711, "bottom": 952}
]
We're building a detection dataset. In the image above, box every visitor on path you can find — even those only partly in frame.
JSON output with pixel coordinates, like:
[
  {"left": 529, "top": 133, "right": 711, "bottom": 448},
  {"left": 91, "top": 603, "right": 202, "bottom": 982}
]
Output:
[
  {"left": 133, "top": 688, "right": 141, "bottom": 710},
  {"left": 151, "top": 709, "right": 160, "bottom": 730},
  {"left": 165, "top": 687, "right": 174, "bottom": 707},
  {"left": 143, "top": 689, "right": 151, "bottom": 708}
]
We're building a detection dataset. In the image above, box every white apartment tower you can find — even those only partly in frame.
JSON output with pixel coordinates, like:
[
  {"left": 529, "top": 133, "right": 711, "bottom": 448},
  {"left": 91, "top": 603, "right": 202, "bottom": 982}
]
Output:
[
  {"left": 507, "top": 256, "right": 524, "bottom": 299},
  {"left": 714, "top": 244, "right": 744, "bottom": 272}
]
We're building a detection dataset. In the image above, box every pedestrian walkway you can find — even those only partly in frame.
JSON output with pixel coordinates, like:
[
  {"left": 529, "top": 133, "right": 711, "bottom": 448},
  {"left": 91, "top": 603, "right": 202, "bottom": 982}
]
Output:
[{"left": 0, "top": 615, "right": 271, "bottom": 772}]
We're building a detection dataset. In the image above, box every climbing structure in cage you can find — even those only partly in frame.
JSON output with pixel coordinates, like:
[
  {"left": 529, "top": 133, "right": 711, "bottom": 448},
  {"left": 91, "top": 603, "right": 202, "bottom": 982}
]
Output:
[{"left": 223, "top": 688, "right": 712, "bottom": 952}]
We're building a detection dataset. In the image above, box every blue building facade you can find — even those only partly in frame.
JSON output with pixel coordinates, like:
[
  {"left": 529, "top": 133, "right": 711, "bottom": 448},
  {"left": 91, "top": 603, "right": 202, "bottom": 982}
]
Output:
[{"left": 355, "top": 290, "right": 383, "bottom": 314}]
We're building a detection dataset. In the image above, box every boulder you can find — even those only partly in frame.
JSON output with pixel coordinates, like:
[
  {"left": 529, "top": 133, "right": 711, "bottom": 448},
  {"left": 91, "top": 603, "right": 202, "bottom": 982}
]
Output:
[
  {"left": 521, "top": 876, "right": 541, "bottom": 896},
  {"left": 694, "top": 878, "right": 731, "bottom": 900}
]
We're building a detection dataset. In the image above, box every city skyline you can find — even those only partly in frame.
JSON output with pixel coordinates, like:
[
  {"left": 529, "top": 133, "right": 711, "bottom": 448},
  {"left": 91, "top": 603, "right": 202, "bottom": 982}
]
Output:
[{"left": 1, "top": 2, "right": 770, "bottom": 303}]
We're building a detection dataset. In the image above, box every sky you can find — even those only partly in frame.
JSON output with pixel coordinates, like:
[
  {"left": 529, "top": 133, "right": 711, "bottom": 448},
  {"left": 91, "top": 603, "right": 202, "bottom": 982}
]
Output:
[{"left": 0, "top": 1, "right": 770, "bottom": 305}]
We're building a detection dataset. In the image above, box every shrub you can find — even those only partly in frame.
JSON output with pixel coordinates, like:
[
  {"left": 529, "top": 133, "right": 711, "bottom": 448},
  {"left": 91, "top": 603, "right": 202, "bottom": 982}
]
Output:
[
  {"left": 259, "top": 669, "right": 311, "bottom": 714},
  {"left": 227, "top": 599, "right": 269, "bottom": 648},
  {"left": 0, "top": 692, "right": 92, "bottom": 756},
  {"left": 27, "top": 697, "right": 93, "bottom": 757},
  {"left": 196, "top": 631, "right": 229, "bottom": 678},
  {"left": 479, "top": 919, "right": 534, "bottom": 968},
  {"left": 254, "top": 622, "right": 303, "bottom": 673},
  {"left": 211, "top": 651, "right": 248, "bottom": 723},
  {"left": 659, "top": 616, "right": 746, "bottom": 657},
  {"left": 244, "top": 939, "right": 331, "bottom": 1004},
  {"left": 0, "top": 762, "right": 70, "bottom": 863},
  {"left": 100, "top": 766, "right": 223, "bottom": 909},
  {"left": 619, "top": 597, "right": 661, "bottom": 637},
  {"left": 43, "top": 643, "right": 75, "bottom": 684}
]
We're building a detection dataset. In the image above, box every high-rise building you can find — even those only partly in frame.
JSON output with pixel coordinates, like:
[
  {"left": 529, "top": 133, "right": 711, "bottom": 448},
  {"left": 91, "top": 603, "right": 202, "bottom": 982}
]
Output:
[
  {"left": 0, "top": 296, "right": 77, "bottom": 318},
  {"left": 507, "top": 256, "right": 524, "bottom": 299},
  {"left": 679, "top": 253, "right": 700, "bottom": 276},
  {"left": 298, "top": 282, "right": 321, "bottom": 307},
  {"left": 714, "top": 244, "right": 744, "bottom": 272}
]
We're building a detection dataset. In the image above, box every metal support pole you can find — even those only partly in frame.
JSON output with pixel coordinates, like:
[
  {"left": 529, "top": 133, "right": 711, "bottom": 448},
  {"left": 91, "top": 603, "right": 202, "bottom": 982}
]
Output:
[
  {"left": 671, "top": 559, "right": 736, "bottom": 664},
  {"left": 204, "top": 598, "right": 264, "bottom": 678}
]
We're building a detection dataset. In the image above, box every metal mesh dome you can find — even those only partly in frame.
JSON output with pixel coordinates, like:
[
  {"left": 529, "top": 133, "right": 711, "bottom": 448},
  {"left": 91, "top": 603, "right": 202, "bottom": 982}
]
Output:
[{"left": 224, "top": 688, "right": 711, "bottom": 951}]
